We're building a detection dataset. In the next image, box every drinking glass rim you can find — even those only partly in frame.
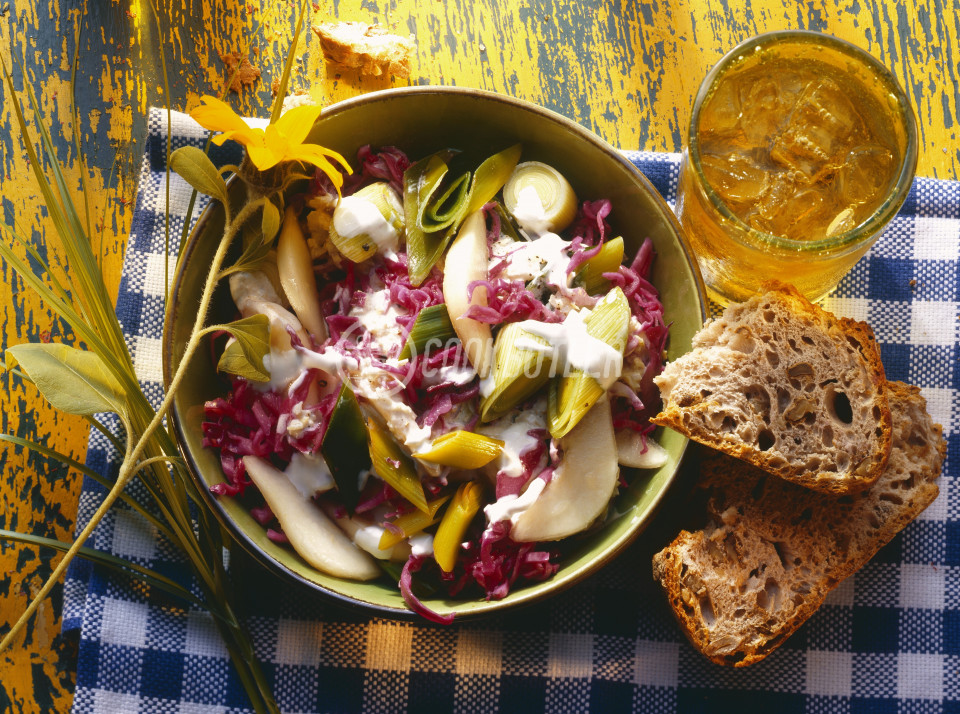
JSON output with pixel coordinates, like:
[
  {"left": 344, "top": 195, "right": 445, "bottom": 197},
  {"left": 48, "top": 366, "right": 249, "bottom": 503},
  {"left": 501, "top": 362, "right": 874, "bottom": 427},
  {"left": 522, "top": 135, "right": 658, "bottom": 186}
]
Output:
[{"left": 687, "top": 29, "right": 919, "bottom": 254}]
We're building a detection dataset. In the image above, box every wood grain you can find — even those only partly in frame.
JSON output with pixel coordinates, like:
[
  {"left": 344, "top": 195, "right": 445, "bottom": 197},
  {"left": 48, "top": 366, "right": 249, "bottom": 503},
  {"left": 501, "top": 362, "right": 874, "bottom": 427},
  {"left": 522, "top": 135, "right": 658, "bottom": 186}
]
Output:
[{"left": 1, "top": 0, "right": 957, "bottom": 710}]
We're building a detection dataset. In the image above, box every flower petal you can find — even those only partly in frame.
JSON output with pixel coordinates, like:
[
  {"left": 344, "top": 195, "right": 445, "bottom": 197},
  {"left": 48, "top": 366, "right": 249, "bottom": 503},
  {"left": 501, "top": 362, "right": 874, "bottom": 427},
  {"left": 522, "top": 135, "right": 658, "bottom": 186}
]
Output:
[
  {"left": 190, "top": 96, "right": 253, "bottom": 136},
  {"left": 273, "top": 104, "right": 324, "bottom": 146},
  {"left": 291, "top": 144, "right": 348, "bottom": 189},
  {"left": 245, "top": 144, "right": 281, "bottom": 171}
]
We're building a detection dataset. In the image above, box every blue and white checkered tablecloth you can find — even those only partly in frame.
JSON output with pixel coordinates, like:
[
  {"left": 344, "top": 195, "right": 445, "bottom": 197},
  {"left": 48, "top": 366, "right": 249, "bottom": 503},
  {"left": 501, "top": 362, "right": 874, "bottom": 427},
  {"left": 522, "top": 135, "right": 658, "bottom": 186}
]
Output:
[{"left": 62, "top": 108, "right": 959, "bottom": 713}]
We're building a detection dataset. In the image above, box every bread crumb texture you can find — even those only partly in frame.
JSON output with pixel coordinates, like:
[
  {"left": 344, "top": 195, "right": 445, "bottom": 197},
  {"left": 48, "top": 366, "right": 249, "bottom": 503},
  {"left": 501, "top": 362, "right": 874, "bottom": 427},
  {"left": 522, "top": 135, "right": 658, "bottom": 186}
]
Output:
[
  {"left": 652, "top": 282, "right": 892, "bottom": 494},
  {"left": 312, "top": 21, "right": 415, "bottom": 78},
  {"left": 652, "top": 381, "right": 944, "bottom": 667}
]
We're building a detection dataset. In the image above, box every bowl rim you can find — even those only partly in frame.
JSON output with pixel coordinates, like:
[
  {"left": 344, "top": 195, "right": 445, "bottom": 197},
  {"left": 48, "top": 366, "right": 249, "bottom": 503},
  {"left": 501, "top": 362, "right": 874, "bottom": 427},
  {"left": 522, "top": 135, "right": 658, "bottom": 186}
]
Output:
[{"left": 163, "top": 85, "right": 708, "bottom": 620}]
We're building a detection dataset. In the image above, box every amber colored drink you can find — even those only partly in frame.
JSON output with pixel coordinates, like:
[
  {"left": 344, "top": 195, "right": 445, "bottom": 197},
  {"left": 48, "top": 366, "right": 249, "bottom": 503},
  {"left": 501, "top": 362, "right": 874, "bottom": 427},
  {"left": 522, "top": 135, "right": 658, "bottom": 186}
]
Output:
[{"left": 676, "top": 31, "right": 917, "bottom": 305}]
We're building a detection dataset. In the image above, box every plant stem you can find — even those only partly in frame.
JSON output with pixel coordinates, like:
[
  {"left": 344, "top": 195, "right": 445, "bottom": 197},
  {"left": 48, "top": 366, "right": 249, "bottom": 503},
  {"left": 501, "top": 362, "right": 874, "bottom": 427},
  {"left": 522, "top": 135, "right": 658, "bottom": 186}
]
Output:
[{"left": 0, "top": 199, "right": 266, "bottom": 661}]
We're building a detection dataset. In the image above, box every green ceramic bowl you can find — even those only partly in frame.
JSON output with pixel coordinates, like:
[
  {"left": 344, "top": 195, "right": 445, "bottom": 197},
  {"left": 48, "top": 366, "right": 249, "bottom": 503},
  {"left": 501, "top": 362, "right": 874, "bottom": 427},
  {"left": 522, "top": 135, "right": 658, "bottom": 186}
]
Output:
[{"left": 163, "top": 86, "right": 707, "bottom": 620}]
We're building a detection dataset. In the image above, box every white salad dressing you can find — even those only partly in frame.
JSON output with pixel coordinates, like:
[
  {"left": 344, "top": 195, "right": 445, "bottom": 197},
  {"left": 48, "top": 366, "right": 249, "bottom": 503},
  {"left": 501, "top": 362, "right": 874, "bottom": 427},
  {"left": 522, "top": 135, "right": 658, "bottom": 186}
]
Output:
[
  {"left": 408, "top": 533, "right": 434, "bottom": 558},
  {"left": 263, "top": 347, "right": 359, "bottom": 393},
  {"left": 283, "top": 451, "right": 334, "bottom": 498},
  {"left": 348, "top": 288, "right": 408, "bottom": 356},
  {"left": 262, "top": 350, "right": 303, "bottom": 391},
  {"left": 431, "top": 362, "right": 477, "bottom": 387},
  {"left": 353, "top": 524, "right": 398, "bottom": 560},
  {"left": 513, "top": 308, "right": 623, "bottom": 389},
  {"left": 483, "top": 476, "right": 547, "bottom": 525},
  {"left": 351, "top": 362, "right": 434, "bottom": 457},
  {"left": 477, "top": 402, "right": 547, "bottom": 479},
  {"left": 499, "top": 232, "right": 572, "bottom": 290},
  {"left": 512, "top": 184, "right": 552, "bottom": 236},
  {"left": 334, "top": 195, "right": 400, "bottom": 253}
]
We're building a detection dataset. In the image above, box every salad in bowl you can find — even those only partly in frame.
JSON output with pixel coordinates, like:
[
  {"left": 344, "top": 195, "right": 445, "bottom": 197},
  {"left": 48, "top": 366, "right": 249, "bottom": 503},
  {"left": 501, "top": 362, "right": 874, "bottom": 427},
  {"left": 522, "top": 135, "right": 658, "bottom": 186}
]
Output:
[{"left": 165, "top": 88, "right": 706, "bottom": 621}]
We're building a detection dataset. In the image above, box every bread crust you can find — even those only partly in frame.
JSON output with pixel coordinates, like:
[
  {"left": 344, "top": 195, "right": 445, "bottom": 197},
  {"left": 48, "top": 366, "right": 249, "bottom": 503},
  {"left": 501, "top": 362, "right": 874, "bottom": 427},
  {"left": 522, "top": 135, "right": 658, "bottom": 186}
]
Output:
[
  {"left": 652, "top": 282, "right": 892, "bottom": 494},
  {"left": 652, "top": 381, "right": 944, "bottom": 666},
  {"left": 312, "top": 21, "right": 414, "bottom": 79}
]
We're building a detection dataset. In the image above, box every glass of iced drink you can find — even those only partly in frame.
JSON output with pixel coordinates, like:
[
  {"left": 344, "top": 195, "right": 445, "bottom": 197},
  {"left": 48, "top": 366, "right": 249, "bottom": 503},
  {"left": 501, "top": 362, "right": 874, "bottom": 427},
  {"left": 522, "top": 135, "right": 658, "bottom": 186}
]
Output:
[{"left": 676, "top": 30, "right": 918, "bottom": 305}]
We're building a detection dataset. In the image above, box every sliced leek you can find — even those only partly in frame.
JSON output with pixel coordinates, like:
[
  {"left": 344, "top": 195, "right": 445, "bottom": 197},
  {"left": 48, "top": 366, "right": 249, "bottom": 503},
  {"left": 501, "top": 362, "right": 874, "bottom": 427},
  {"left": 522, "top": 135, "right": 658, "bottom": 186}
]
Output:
[
  {"left": 504, "top": 161, "right": 578, "bottom": 234},
  {"left": 399, "top": 304, "right": 457, "bottom": 360},
  {"left": 575, "top": 236, "right": 624, "bottom": 295},
  {"left": 378, "top": 495, "right": 450, "bottom": 550},
  {"left": 479, "top": 322, "right": 554, "bottom": 422},
  {"left": 404, "top": 152, "right": 459, "bottom": 285},
  {"left": 433, "top": 481, "right": 483, "bottom": 572},
  {"left": 320, "top": 383, "right": 370, "bottom": 513},
  {"left": 420, "top": 171, "right": 471, "bottom": 233},
  {"left": 465, "top": 144, "right": 523, "bottom": 215},
  {"left": 368, "top": 419, "right": 429, "bottom": 513},
  {"left": 548, "top": 288, "right": 631, "bottom": 438},
  {"left": 405, "top": 146, "right": 522, "bottom": 286},
  {"left": 328, "top": 182, "right": 404, "bottom": 263},
  {"left": 413, "top": 430, "right": 504, "bottom": 469}
]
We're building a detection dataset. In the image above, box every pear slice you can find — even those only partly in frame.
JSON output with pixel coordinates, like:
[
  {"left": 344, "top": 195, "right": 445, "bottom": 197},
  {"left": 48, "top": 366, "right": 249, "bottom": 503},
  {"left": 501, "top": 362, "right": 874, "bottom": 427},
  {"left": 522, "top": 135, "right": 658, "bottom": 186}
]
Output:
[
  {"left": 320, "top": 504, "right": 412, "bottom": 563},
  {"left": 511, "top": 397, "right": 619, "bottom": 542},
  {"left": 443, "top": 209, "right": 493, "bottom": 377},
  {"left": 246, "top": 299, "right": 309, "bottom": 353},
  {"left": 277, "top": 206, "right": 328, "bottom": 342},
  {"left": 243, "top": 456, "right": 380, "bottom": 580},
  {"left": 615, "top": 429, "right": 669, "bottom": 469}
]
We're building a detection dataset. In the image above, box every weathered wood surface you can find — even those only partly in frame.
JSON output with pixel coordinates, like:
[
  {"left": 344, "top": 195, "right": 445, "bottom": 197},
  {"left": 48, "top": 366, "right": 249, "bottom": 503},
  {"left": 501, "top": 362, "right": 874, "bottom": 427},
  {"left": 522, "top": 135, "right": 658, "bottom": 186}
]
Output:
[{"left": 1, "top": 0, "right": 957, "bottom": 710}]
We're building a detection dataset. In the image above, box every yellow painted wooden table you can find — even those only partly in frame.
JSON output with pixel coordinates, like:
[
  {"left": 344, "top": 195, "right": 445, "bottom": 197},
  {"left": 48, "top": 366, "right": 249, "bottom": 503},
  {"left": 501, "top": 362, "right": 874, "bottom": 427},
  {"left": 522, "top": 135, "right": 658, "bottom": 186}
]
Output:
[{"left": 1, "top": 0, "right": 957, "bottom": 710}]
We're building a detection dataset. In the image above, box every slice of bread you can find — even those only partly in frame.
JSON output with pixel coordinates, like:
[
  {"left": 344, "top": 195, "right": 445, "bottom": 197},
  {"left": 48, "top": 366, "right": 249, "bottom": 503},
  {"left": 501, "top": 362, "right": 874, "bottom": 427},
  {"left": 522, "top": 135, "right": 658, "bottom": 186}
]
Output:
[
  {"left": 651, "top": 282, "right": 892, "bottom": 494},
  {"left": 312, "top": 21, "right": 415, "bottom": 78},
  {"left": 652, "top": 381, "right": 944, "bottom": 667}
]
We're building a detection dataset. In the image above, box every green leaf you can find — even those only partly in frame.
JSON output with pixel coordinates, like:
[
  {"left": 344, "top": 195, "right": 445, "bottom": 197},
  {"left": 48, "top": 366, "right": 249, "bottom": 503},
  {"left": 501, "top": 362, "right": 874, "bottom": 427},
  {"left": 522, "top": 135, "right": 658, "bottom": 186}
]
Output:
[
  {"left": 218, "top": 340, "right": 269, "bottom": 382},
  {"left": 170, "top": 146, "right": 228, "bottom": 204},
  {"left": 212, "top": 315, "right": 271, "bottom": 382},
  {"left": 261, "top": 199, "right": 281, "bottom": 244},
  {"left": 6, "top": 343, "right": 126, "bottom": 417},
  {"left": 220, "top": 238, "right": 274, "bottom": 280}
]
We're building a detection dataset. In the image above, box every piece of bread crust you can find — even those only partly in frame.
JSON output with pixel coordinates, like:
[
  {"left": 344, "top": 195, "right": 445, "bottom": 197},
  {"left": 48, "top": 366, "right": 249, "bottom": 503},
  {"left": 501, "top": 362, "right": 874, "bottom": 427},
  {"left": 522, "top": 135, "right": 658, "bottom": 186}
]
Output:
[
  {"left": 652, "top": 381, "right": 944, "bottom": 667},
  {"left": 312, "top": 21, "right": 414, "bottom": 78},
  {"left": 651, "top": 282, "right": 892, "bottom": 494}
]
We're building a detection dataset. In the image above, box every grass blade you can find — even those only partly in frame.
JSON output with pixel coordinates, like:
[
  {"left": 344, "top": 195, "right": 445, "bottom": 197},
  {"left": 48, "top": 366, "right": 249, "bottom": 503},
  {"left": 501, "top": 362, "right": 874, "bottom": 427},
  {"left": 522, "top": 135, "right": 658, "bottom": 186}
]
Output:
[{"left": 0, "top": 529, "right": 220, "bottom": 616}]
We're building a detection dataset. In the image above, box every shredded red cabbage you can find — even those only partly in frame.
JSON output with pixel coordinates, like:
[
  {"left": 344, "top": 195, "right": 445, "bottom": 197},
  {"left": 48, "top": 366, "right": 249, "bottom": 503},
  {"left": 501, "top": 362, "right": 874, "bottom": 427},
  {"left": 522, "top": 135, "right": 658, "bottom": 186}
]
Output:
[
  {"left": 495, "top": 428, "right": 549, "bottom": 499},
  {"left": 377, "top": 252, "right": 445, "bottom": 335},
  {"left": 207, "top": 162, "right": 671, "bottom": 620},
  {"left": 458, "top": 521, "right": 558, "bottom": 600},
  {"left": 567, "top": 199, "right": 612, "bottom": 247},
  {"left": 400, "top": 555, "right": 456, "bottom": 624},
  {"left": 312, "top": 145, "right": 410, "bottom": 197},
  {"left": 465, "top": 279, "right": 562, "bottom": 325},
  {"left": 202, "top": 367, "right": 336, "bottom": 497},
  {"left": 266, "top": 528, "right": 289, "bottom": 545},
  {"left": 250, "top": 504, "right": 274, "bottom": 526}
]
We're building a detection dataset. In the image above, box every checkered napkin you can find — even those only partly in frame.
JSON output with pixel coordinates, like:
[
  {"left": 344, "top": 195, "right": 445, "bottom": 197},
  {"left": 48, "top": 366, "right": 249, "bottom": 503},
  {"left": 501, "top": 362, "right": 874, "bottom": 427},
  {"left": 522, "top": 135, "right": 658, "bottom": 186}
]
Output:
[{"left": 62, "top": 108, "right": 959, "bottom": 713}]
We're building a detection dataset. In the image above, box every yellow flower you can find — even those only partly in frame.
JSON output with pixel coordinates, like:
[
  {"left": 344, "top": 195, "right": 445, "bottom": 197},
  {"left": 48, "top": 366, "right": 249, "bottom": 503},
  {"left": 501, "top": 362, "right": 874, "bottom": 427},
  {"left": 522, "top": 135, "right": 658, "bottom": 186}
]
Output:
[{"left": 189, "top": 95, "right": 352, "bottom": 190}]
